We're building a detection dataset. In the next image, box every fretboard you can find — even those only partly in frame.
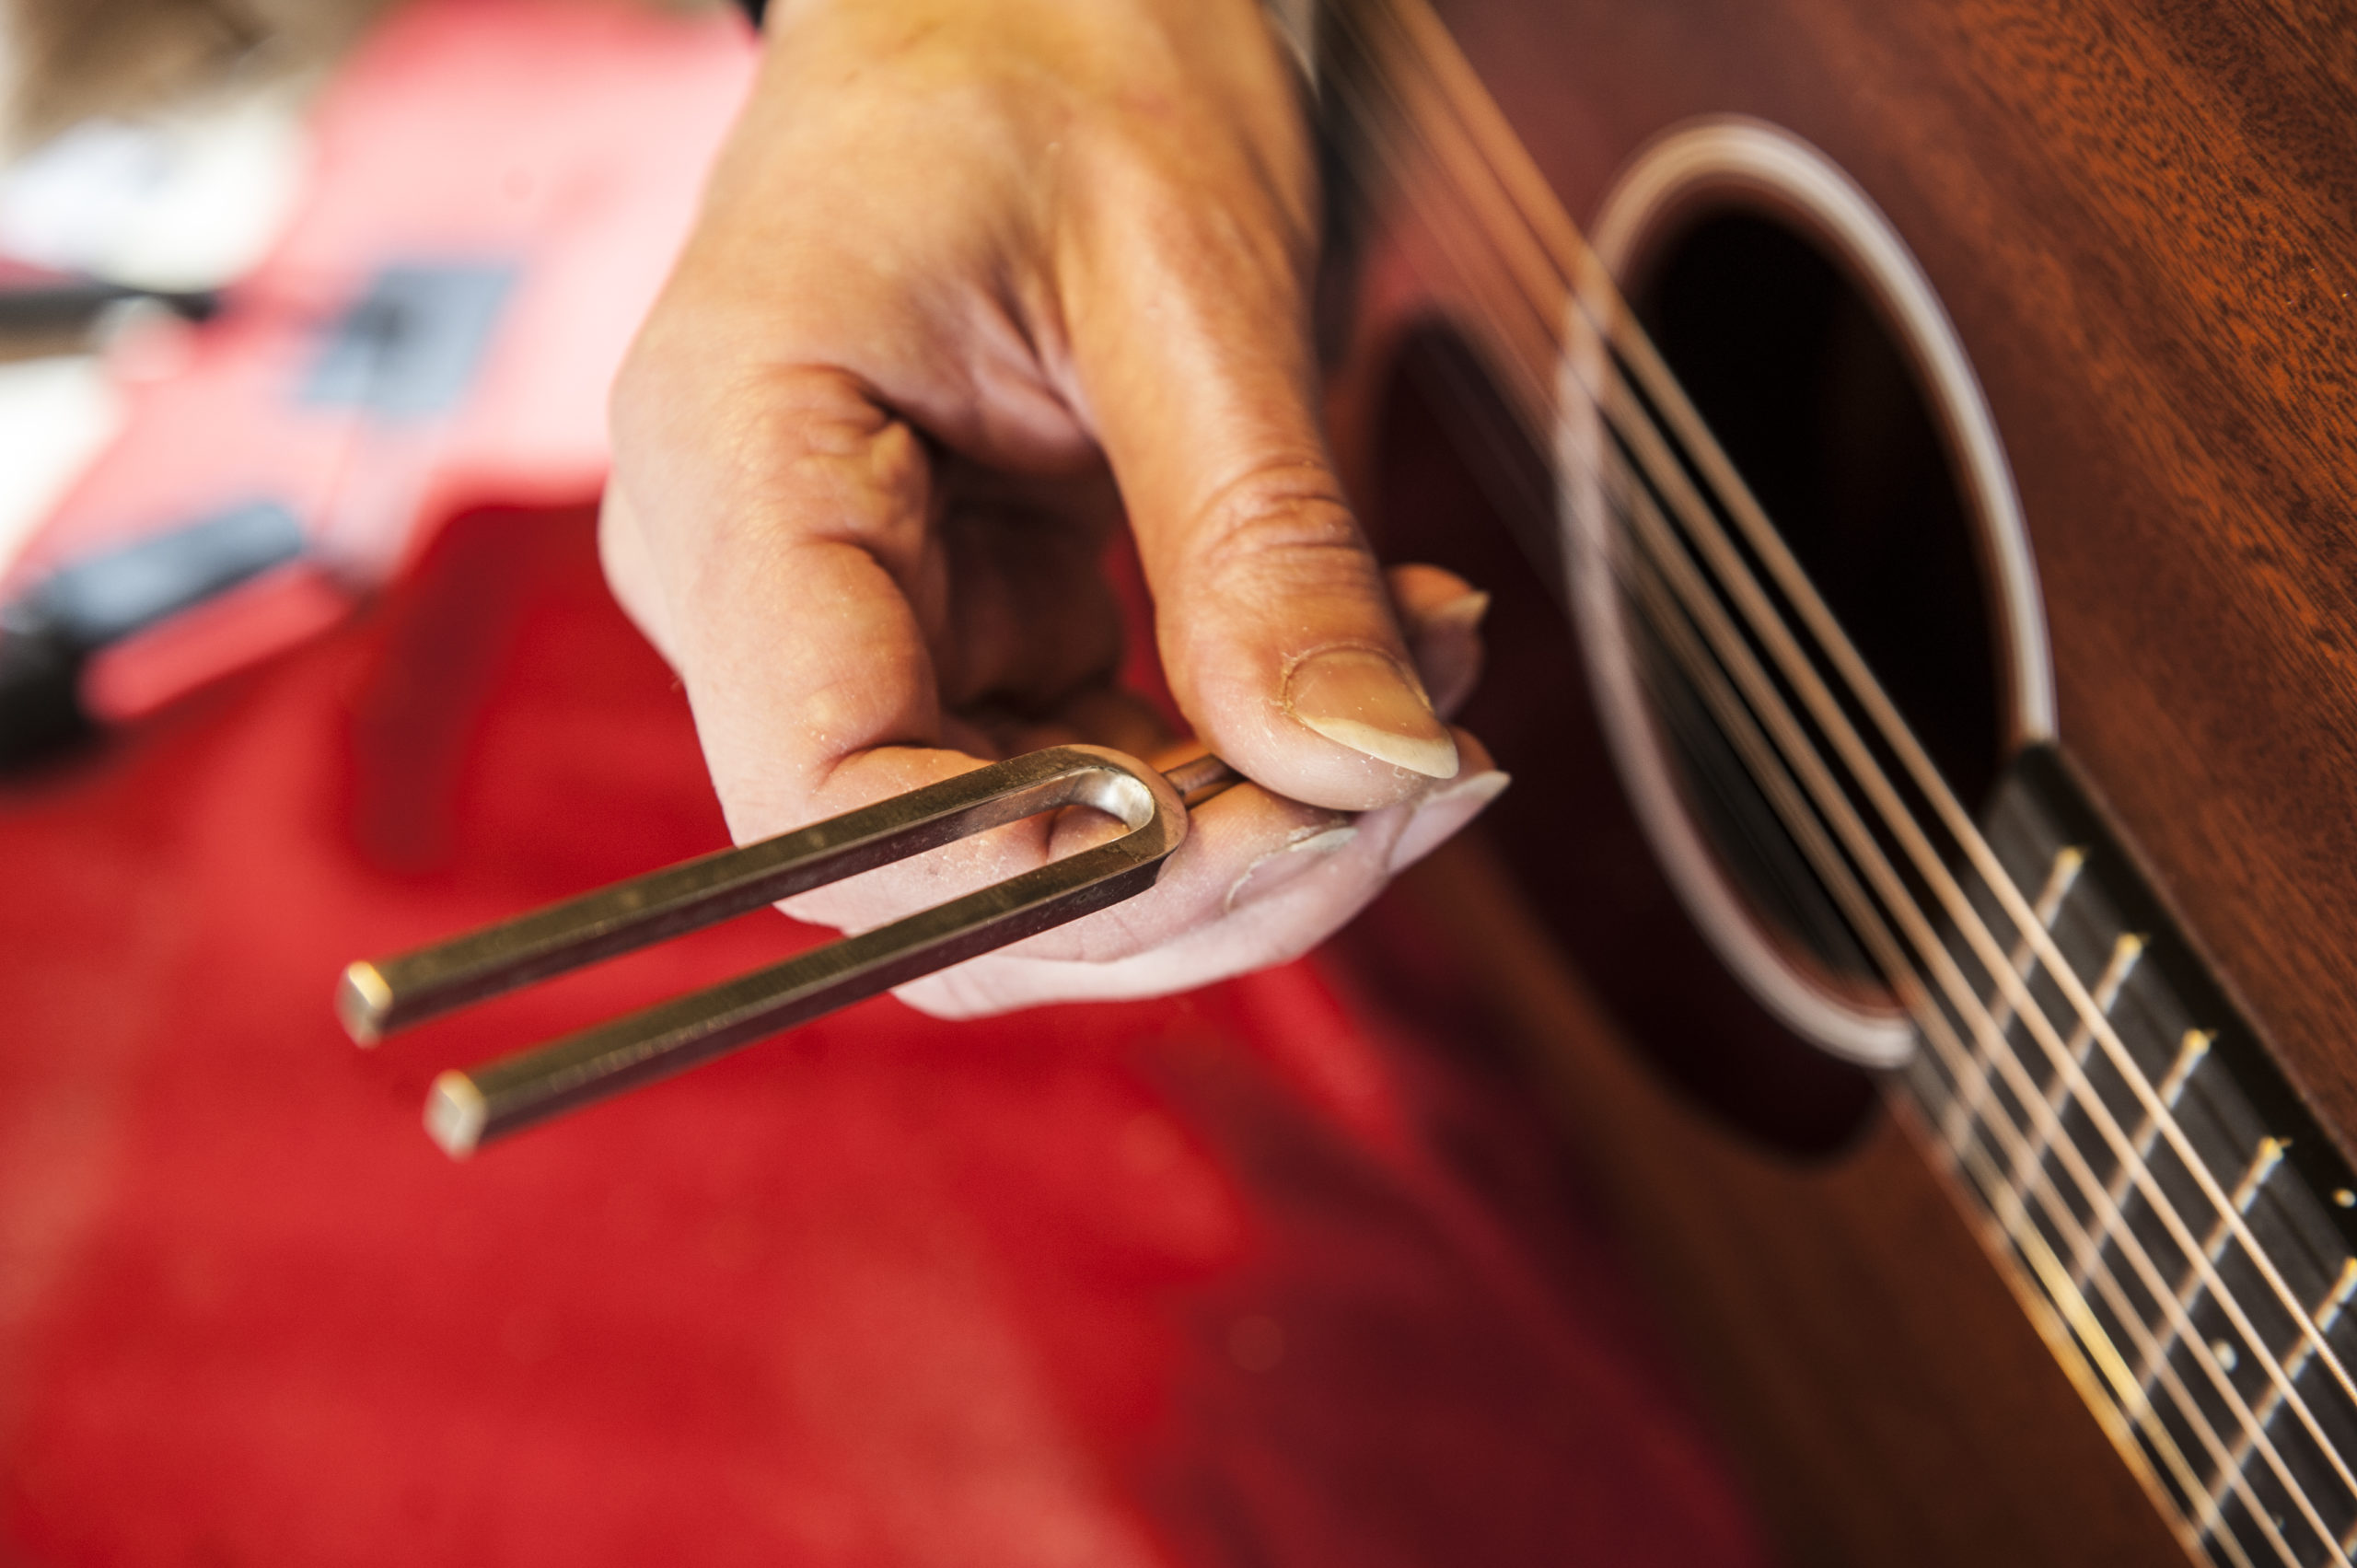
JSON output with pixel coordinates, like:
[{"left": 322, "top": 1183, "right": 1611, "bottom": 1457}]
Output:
[{"left": 1904, "top": 748, "right": 2357, "bottom": 1568}]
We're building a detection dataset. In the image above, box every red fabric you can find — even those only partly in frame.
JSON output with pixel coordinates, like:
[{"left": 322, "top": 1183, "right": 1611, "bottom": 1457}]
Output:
[{"left": 0, "top": 506, "right": 1764, "bottom": 1567}]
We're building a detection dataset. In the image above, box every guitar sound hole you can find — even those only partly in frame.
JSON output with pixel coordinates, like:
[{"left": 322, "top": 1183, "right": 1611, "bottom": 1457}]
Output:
[
  {"left": 1626, "top": 205, "right": 2003, "bottom": 1005},
  {"left": 1360, "top": 198, "right": 2014, "bottom": 1153},
  {"left": 1364, "top": 317, "right": 1884, "bottom": 1156}
]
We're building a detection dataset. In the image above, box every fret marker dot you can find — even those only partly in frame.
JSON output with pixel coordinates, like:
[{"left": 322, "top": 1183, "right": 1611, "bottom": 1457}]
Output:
[
  {"left": 2212, "top": 1340, "right": 2238, "bottom": 1371},
  {"left": 2336, "top": 1188, "right": 2355, "bottom": 1208}
]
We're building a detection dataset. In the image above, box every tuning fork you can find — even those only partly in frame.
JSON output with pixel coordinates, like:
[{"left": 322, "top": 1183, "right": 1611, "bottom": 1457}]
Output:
[{"left": 338, "top": 746, "right": 1240, "bottom": 1158}]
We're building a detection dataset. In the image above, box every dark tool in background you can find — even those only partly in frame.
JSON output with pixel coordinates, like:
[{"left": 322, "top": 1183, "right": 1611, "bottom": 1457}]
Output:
[
  {"left": 0, "top": 261, "right": 515, "bottom": 771},
  {"left": 0, "top": 273, "right": 218, "bottom": 344},
  {"left": 0, "top": 500, "right": 305, "bottom": 766}
]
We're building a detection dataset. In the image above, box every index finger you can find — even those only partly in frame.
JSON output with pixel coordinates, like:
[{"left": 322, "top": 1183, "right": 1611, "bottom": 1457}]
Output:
[{"left": 608, "top": 355, "right": 964, "bottom": 834}]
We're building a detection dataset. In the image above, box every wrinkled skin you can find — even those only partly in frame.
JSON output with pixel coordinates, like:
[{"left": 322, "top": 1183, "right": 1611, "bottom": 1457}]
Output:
[{"left": 603, "top": 0, "right": 1502, "bottom": 1015}]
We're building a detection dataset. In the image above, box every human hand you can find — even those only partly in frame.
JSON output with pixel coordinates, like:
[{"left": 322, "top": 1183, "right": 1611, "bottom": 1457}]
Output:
[{"left": 600, "top": 0, "right": 1504, "bottom": 1016}]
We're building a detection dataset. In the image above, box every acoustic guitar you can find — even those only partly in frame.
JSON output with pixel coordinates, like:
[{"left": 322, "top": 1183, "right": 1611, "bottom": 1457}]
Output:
[{"left": 1313, "top": 0, "right": 2357, "bottom": 1562}]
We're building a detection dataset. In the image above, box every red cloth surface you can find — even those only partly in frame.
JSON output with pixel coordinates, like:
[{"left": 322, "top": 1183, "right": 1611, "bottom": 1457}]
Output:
[{"left": 0, "top": 506, "right": 1764, "bottom": 1567}]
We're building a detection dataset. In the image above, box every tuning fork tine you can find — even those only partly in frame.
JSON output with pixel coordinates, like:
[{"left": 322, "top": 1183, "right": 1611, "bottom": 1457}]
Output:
[{"left": 339, "top": 746, "right": 1239, "bottom": 1158}]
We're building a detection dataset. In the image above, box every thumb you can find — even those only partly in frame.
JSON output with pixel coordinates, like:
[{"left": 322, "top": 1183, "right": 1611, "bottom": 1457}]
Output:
[
  {"left": 1149, "top": 444, "right": 1462, "bottom": 813},
  {"left": 1066, "top": 217, "right": 1458, "bottom": 814}
]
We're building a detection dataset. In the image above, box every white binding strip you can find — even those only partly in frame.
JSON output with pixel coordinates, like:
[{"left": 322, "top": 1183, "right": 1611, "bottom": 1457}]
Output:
[{"left": 1561, "top": 116, "right": 2053, "bottom": 1067}]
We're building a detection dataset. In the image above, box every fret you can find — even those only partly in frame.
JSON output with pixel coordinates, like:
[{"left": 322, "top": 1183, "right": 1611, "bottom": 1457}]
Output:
[
  {"left": 1932, "top": 916, "right": 2337, "bottom": 1560},
  {"left": 2070, "top": 1028, "right": 2214, "bottom": 1293},
  {"left": 1992, "top": 931, "right": 2145, "bottom": 1237},
  {"left": 1940, "top": 844, "right": 2084, "bottom": 1162},
  {"left": 2200, "top": 1260, "right": 2357, "bottom": 1544},
  {"left": 1899, "top": 753, "right": 2357, "bottom": 1566},
  {"left": 1317, "top": 11, "right": 2357, "bottom": 1556},
  {"left": 2095, "top": 1128, "right": 2357, "bottom": 1565},
  {"left": 2127, "top": 1139, "right": 2288, "bottom": 1412},
  {"left": 1971, "top": 1085, "right": 2313, "bottom": 1568},
  {"left": 1964, "top": 1117, "right": 2274, "bottom": 1568},
  {"left": 1964, "top": 1055, "right": 2357, "bottom": 1568},
  {"left": 2175, "top": 1114, "right": 2357, "bottom": 1563}
]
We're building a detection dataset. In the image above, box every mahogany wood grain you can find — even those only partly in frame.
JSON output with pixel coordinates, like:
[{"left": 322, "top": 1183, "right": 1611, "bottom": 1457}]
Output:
[
  {"left": 1399, "top": 831, "right": 2190, "bottom": 1565},
  {"left": 1337, "top": 348, "right": 2190, "bottom": 1557},
  {"left": 1326, "top": 0, "right": 2357, "bottom": 1555},
  {"left": 1332, "top": 303, "right": 2183, "bottom": 1561},
  {"left": 1432, "top": 0, "right": 2357, "bottom": 1167}
]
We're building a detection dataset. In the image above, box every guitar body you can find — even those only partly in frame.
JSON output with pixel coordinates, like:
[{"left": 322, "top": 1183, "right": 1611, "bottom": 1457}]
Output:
[{"left": 1318, "top": 0, "right": 2357, "bottom": 1561}]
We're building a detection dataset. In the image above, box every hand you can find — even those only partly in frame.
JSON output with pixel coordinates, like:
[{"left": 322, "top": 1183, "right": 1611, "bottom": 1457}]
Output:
[{"left": 600, "top": 0, "right": 1505, "bottom": 1016}]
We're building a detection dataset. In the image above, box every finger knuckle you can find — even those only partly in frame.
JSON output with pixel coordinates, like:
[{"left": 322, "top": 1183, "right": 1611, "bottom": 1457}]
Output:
[
  {"left": 1186, "top": 460, "right": 1370, "bottom": 594},
  {"left": 1069, "top": 123, "right": 1310, "bottom": 279}
]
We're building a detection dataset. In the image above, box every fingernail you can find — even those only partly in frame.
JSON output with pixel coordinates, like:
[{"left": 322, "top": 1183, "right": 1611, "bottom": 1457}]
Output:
[
  {"left": 1387, "top": 770, "right": 1510, "bottom": 874},
  {"left": 1417, "top": 589, "right": 1491, "bottom": 635},
  {"left": 1226, "top": 822, "right": 1358, "bottom": 912},
  {"left": 1284, "top": 648, "right": 1459, "bottom": 778}
]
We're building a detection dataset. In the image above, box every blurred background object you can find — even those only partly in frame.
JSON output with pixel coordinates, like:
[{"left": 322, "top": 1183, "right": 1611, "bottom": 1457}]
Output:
[
  {"left": 0, "top": 85, "right": 308, "bottom": 294},
  {"left": 2, "top": 0, "right": 389, "bottom": 150},
  {"left": 0, "top": 0, "right": 752, "bottom": 769}
]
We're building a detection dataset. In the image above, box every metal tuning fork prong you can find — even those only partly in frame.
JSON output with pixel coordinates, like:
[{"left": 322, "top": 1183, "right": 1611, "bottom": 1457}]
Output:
[{"left": 338, "top": 746, "right": 1241, "bottom": 1159}]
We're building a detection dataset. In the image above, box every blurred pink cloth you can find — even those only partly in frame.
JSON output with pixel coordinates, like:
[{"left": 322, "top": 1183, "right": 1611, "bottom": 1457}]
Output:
[{"left": 9, "top": 0, "right": 757, "bottom": 718}]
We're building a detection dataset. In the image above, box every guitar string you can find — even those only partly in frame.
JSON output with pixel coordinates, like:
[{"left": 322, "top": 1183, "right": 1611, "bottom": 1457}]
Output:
[
  {"left": 1603, "top": 447, "right": 2320, "bottom": 1561},
  {"left": 1563, "top": 157, "right": 2357, "bottom": 1543},
  {"left": 1612, "top": 522, "right": 2284, "bottom": 1566},
  {"left": 1332, "top": 0, "right": 2357, "bottom": 1467},
  {"left": 1348, "top": 66, "right": 2357, "bottom": 1556},
  {"left": 1585, "top": 318, "right": 2357, "bottom": 1540},
  {"left": 1319, "top": 0, "right": 2357, "bottom": 1530},
  {"left": 1583, "top": 335, "right": 2328, "bottom": 1548},
  {"left": 1349, "top": 201, "right": 2305, "bottom": 1568},
  {"left": 1366, "top": 88, "right": 2338, "bottom": 1568},
  {"left": 1318, "top": 0, "right": 2357, "bottom": 1547}
]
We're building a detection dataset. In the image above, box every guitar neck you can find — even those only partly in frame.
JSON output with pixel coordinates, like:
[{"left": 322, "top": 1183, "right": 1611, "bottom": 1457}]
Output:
[{"left": 1911, "top": 747, "right": 2357, "bottom": 1566}]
